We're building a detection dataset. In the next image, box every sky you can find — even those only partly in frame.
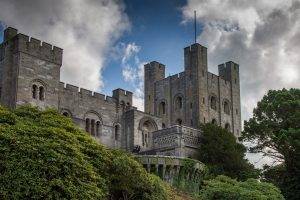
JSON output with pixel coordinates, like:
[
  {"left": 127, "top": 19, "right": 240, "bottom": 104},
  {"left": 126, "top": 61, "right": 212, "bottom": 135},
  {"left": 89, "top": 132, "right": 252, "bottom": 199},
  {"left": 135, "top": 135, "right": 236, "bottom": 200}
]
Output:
[{"left": 0, "top": 0, "right": 299, "bottom": 167}]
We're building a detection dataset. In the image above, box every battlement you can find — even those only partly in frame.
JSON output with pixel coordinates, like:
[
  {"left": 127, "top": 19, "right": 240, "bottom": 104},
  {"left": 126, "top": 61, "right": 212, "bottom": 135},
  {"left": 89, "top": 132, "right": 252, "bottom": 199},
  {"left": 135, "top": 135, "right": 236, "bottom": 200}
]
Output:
[
  {"left": 184, "top": 43, "right": 207, "bottom": 53},
  {"left": 2, "top": 27, "right": 63, "bottom": 65},
  {"left": 60, "top": 82, "right": 117, "bottom": 103},
  {"left": 218, "top": 61, "right": 239, "bottom": 82},
  {"left": 112, "top": 88, "right": 133, "bottom": 97}
]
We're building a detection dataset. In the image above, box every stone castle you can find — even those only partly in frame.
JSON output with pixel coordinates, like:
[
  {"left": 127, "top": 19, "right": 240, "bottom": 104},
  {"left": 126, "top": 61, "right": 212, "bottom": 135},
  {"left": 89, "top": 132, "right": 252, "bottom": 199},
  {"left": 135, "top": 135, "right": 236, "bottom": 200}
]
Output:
[{"left": 0, "top": 27, "right": 241, "bottom": 158}]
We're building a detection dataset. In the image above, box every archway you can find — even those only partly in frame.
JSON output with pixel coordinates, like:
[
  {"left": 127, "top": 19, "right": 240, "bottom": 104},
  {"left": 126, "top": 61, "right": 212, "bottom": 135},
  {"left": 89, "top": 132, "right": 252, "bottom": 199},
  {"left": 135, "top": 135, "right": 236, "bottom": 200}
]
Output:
[{"left": 139, "top": 117, "right": 158, "bottom": 148}]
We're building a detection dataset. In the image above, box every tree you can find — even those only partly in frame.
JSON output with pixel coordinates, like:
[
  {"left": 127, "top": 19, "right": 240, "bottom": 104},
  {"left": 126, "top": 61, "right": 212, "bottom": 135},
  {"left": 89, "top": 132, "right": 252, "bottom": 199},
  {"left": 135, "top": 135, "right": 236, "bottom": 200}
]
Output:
[
  {"left": 198, "top": 123, "right": 259, "bottom": 181},
  {"left": 0, "top": 106, "right": 177, "bottom": 199},
  {"left": 242, "top": 88, "right": 300, "bottom": 199},
  {"left": 197, "top": 175, "right": 284, "bottom": 200}
]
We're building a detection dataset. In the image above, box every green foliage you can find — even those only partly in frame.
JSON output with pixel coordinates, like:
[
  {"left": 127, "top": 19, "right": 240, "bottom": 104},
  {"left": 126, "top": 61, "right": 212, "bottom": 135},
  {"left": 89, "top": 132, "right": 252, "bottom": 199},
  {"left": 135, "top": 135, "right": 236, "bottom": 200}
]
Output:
[
  {"left": 263, "top": 164, "right": 300, "bottom": 200},
  {"left": 0, "top": 105, "right": 174, "bottom": 199},
  {"left": 198, "top": 123, "right": 259, "bottom": 180},
  {"left": 242, "top": 88, "right": 300, "bottom": 199},
  {"left": 197, "top": 175, "right": 284, "bottom": 200}
]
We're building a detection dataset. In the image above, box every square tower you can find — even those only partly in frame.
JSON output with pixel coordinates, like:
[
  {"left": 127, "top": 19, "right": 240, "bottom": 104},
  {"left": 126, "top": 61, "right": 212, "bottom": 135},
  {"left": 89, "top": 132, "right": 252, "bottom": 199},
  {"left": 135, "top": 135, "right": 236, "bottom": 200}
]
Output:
[{"left": 0, "top": 27, "right": 63, "bottom": 109}]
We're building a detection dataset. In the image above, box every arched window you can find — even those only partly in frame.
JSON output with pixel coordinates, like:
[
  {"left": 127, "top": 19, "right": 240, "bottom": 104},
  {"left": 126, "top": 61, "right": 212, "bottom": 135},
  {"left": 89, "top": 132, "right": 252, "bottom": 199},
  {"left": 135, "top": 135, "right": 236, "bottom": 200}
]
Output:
[
  {"left": 159, "top": 101, "right": 166, "bottom": 115},
  {"left": 176, "top": 118, "right": 182, "bottom": 125},
  {"left": 85, "top": 118, "right": 90, "bottom": 133},
  {"left": 32, "top": 85, "right": 38, "bottom": 99},
  {"left": 115, "top": 124, "right": 120, "bottom": 141},
  {"left": 96, "top": 121, "right": 101, "bottom": 136},
  {"left": 210, "top": 96, "right": 217, "bottom": 110},
  {"left": 212, "top": 119, "right": 217, "bottom": 125},
  {"left": 225, "top": 123, "right": 230, "bottom": 131},
  {"left": 175, "top": 96, "right": 183, "bottom": 110},
  {"left": 91, "top": 119, "right": 95, "bottom": 136},
  {"left": 39, "top": 86, "right": 45, "bottom": 101},
  {"left": 224, "top": 100, "right": 230, "bottom": 115}
]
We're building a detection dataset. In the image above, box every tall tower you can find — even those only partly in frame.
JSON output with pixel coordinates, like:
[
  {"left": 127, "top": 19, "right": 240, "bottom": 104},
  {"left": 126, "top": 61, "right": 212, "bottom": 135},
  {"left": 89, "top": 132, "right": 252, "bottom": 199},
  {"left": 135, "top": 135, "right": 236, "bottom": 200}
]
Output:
[
  {"left": 0, "top": 27, "right": 63, "bottom": 109},
  {"left": 144, "top": 61, "right": 165, "bottom": 114},
  {"left": 184, "top": 43, "right": 209, "bottom": 127},
  {"left": 218, "top": 61, "right": 241, "bottom": 137}
]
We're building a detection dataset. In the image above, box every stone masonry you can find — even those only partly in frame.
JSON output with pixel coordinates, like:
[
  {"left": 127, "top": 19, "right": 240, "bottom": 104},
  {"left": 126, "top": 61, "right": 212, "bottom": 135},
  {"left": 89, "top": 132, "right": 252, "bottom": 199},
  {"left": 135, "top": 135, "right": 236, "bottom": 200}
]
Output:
[{"left": 0, "top": 27, "right": 241, "bottom": 158}]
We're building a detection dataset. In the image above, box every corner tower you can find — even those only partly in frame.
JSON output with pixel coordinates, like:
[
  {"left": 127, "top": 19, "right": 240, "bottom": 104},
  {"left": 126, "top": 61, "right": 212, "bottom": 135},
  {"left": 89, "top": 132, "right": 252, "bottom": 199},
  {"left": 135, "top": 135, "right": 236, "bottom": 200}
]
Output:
[
  {"left": 0, "top": 27, "right": 63, "bottom": 109},
  {"left": 218, "top": 61, "right": 241, "bottom": 137}
]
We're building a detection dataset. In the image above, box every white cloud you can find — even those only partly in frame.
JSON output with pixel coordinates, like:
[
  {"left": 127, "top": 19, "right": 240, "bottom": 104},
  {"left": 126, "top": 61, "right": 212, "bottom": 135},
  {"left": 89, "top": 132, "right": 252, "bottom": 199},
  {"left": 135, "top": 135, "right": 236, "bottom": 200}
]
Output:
[
  {"left": 0, "top": 0, "right": 130, "bottom": 91},
  {"left": 182, "top": 0, "right": 300, "bottom": 167},
  {"left": 119, "top": 42, "right": 145, "bottom": 111},
  {"left": 182, "top": 0, "right": 300, "bottom": 121}
]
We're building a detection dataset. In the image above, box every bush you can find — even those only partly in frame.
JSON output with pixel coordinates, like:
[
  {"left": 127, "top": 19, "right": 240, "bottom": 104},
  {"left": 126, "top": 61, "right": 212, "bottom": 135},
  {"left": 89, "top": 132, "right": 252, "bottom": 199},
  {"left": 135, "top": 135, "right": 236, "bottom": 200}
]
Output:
[
  {"left": 0, "top": 106, "right": 175, "bottom": 199},
  {"left": 197, "top": 175, "right": 284, "bottom": 200}
]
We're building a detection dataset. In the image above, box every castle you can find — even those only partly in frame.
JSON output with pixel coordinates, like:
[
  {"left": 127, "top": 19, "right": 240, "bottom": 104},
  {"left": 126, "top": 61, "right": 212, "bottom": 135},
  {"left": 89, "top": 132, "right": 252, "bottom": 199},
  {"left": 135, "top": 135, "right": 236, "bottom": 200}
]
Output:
[{"left": 0, "top": 27, "right": 241, "bottom": 158}]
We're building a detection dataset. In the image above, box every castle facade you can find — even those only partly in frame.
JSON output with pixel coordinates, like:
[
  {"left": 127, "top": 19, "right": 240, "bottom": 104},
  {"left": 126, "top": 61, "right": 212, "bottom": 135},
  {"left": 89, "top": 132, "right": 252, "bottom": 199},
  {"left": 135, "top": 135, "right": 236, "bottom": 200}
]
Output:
[{"left": 0, "top": 27, "right": 241, "bottom": 158}]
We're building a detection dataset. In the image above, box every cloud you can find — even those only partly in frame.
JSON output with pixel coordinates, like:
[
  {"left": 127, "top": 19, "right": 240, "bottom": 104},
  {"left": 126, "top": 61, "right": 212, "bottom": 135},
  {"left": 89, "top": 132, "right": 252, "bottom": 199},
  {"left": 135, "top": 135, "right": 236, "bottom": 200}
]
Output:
[
  {"left": 182, "top": 0, "right": 300, "bottom": 121},
  {"left": 182, "top": 0, "right": 300, "bottom": 167},
  {"left": 119, "top": 42, "right": 145, "bottom": 111},
  {"left": 0, "top": 0, "right": 130, "bottom": 91}
]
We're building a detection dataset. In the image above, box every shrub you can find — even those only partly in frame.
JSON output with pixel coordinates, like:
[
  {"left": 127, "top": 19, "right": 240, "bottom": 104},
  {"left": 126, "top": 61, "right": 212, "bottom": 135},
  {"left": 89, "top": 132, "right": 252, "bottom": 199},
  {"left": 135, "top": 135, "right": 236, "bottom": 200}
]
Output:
[{"left": 0, "top": 105, "right": 174, "bottom": 199}]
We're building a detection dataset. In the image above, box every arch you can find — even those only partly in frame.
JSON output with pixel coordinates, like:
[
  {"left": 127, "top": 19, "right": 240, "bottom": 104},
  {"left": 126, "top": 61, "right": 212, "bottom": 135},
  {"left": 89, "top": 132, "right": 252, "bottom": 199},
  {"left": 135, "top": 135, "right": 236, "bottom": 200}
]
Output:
[
  {"left": 158, "top": 100, "right": 167, "bottom": 115},
  {"left": 176, "top": 118, "right": 182, "bottom": 125},
  {"left": 225, "top": 123, "right": 231, "bottom": 131},
  {"left": 30, "top": 79, "right": 46, "bottom": 101},
  {"left": 223, "top": 99, "right": 230, "bottom": 115},
  {"left": 211, "top": 118, "right": 217, "bottom": 125},
  {"left": 174, "top": 94, "right": 184, "bottom": 110},
  {"left": 96, "top": 121, "right": 101, "bottom": 136},
  {"left": 139, "top": 117, "right": 158, "bottom": 147},
  {"left": 61, "top": 109, "right": 72, "bottom": 118},
  {"left": 210, "top": 95, "right": 217, "bottom": 110}
]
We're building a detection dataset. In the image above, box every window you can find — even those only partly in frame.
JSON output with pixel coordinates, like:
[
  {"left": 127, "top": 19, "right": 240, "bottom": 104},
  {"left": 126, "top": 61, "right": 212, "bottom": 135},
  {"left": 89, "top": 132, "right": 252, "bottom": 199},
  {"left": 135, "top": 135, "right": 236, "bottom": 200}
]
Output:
[
  {"left": 162, "top": 123, "right": 166, "bottom": 128},
  {"left": 159, "top": 101, "right": 166, "bottom": 115},
  {"left": 212, "top": 119, "right": 217, "bottom": 125},
  {"left": 203, "top": 98, "right": 205, "bottom": 104},
  {"left": 190, "top": 119, "right": 193, "bottom": 126},
  {"left": 39, "top": 86, "right": 45, "bottom": 101},
  {"left": 204, "top": 117, "right": 206, "bottom": 123},
  {"left": 236, "top": 109, "right": 238, "bottom": 115},
  {"left": 224, "top": 100, "right": 230, "bottom": 115},
  {"left": 91, "top": 119, "right": 95, "bottom": 136},
  {"left": 32, "top": 85, "right": 38, "bottom": 99},
  {"left": 175, "top": 96, "right": 183, "bottom": 110},
  {"left": 176, "top": 119, "right": 182, "bottom": 125},
  {"left": 225, "top": 123, "right": 230, "bottom": 131},
  {"left": 235, "top": 78, "right": 237, "bottom": 84},
  {"left": 202, "top": 70, "right": 205, "bottom": 77},
  {"left": 85, "top": 118, "right": 90, "bottom": 133},
  {"left": 115, "top": 125, "right": 120, "bottom": 141},
  {"left": 210, "top": 96, "right": 217, "bottom": 110},
  {"left": 190, "top": 102, "right": 193, "bottom": 109},
  {"left": 96, "top": 121, "right": 101, "bottom": 136}
]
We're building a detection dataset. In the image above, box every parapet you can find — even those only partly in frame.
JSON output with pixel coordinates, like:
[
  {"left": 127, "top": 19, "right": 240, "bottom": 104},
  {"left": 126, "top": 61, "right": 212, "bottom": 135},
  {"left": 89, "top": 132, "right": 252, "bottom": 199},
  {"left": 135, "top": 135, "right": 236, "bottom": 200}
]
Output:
[
  {"left": 184, "top": 43, "right": 207, "bottom": 53},
  {"left": 60, "top": 82, "right": 117, "bottom": 104},
  {"left": 2, "top": 27, "right": 63, "bottom": 65}
]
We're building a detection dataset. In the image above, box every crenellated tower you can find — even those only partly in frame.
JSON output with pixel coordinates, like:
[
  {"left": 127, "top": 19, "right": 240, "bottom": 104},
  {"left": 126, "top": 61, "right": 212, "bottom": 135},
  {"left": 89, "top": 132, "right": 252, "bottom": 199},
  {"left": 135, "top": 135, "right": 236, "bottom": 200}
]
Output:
[
  {"left": 144, "top": 61, "right": 165, "bottom": 114},
  {"left": 0, "top": 27, "right": 63, "bottom": 109}
]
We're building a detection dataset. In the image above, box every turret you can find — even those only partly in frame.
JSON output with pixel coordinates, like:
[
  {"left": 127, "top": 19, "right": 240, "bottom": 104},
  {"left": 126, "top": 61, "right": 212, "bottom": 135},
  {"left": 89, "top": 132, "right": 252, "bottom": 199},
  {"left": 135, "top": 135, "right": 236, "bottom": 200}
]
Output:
[{"left": 113, "top": 88, "right": 133, "bottom": 111}]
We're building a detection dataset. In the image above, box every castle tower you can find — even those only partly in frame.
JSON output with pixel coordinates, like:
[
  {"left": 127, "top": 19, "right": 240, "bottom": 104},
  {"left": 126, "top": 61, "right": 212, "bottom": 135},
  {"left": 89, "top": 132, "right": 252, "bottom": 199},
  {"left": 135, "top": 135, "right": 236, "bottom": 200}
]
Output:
[
  {"left": 0, "top": 27, "right": 63, "bottom": 109},
  {"left": 218, "top": 61, "right": 241, "bottom": 137},
  {"left": 144, "top": 61, "right": 165, "bottom": 114},
  {"left": 184, "top": 43, "right": 209, "bottom": 127}
]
